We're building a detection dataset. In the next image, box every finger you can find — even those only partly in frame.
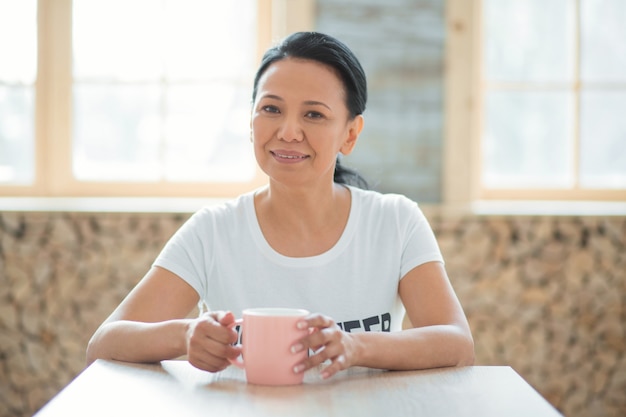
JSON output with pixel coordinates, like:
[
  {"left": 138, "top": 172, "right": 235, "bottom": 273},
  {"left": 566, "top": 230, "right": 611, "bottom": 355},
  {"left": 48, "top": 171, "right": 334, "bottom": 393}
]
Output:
[
  {"left": 310, "top": 338, "right": 344, "bottom": 365},
  {"left": 298, "top": 313, "right": 335, "bottom": 331},
  {"left": 196, "top": 316, "right": 238, "bottom": 345},
  {"left": 293, "top": 335, "right": 345, "bottom": 373},
  {"left": 293, "top": 347, "right": 338, "bottom": 375},
  {"left": 208, "top": 338, "right": 241, "bottom": 359},
  {"left": 189, "top": 353, "right": 230, "bottom": 373},
  {"left": 320, "top": 354, "right": 348, "bottom": 380},
  {"left": 216, "top": 311, "right": 236, "bottom": 327},
  {"left": 296, "top": 326, "right": 339, "bottom": 353},
  {"left": 293, "top": 313, "right": 338, "bottom": 352},
  {"left": 188, "top": 338, "right": 241, "bottom": 371},
  {"left": 188, "top": 342, "right": 232, "bottom": 372}
]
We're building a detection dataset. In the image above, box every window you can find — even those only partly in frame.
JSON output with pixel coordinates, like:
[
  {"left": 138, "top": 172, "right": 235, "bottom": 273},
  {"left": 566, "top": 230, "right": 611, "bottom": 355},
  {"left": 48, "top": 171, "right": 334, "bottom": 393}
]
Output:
[
  {"left": 445, "top": 0, "right": 626, "bottom": 203},
  {"left": 0, "top": 0, "right": 37, "bottom": 185},
  {"left": 0, "top": 0, "right": 314, "bottom": 197},
  {"left": 72, "top": 1, "right": 257, "bottom": 184}
]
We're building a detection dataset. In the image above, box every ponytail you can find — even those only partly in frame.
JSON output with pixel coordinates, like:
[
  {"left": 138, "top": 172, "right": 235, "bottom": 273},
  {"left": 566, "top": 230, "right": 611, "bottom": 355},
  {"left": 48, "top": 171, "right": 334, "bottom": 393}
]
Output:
[{"left": 333, "top": 157, "right": 369, "bottom": 190}]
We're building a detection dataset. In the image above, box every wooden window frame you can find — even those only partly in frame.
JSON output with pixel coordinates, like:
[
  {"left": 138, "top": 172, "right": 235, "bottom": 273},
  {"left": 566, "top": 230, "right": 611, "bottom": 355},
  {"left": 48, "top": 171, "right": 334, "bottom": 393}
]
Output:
[
  {"left": 0, "top": 0, "right": 314, "bottom": 197},
  {"left": 444, "top": 0, "right": 626, "bottom": 205}
]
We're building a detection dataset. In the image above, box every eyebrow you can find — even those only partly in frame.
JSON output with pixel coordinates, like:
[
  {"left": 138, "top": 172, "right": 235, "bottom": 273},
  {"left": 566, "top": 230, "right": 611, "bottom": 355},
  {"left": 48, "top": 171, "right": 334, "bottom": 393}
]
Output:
[{"left": 261, "top": 94, "right": 332, "bottom": 111}]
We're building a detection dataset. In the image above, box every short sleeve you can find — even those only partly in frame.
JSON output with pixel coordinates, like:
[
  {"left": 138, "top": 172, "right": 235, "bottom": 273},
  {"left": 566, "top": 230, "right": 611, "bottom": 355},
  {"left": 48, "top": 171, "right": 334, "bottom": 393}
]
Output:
[
  {"left": 398, "top": 199, "right": 444, "bottom": 279},
  {"left": 152, "top": 210, "right": 212, "bottom": 299}
]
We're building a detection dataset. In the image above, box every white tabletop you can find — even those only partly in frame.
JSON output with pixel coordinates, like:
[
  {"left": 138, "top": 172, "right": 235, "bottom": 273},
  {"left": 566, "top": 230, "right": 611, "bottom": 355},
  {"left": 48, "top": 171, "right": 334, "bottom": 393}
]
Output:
[{"left": 35, "top": 360, "right": 563, "bottom": 417}]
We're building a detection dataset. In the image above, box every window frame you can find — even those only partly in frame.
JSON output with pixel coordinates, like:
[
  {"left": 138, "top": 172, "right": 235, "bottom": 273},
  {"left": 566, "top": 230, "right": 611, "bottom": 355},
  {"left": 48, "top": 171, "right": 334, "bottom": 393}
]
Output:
[
  {"left": 0, "top": 0, "right": 315, "bottom": 197},
  {"left": 444, "top": 0, "right": 626, "bottom": 204}
]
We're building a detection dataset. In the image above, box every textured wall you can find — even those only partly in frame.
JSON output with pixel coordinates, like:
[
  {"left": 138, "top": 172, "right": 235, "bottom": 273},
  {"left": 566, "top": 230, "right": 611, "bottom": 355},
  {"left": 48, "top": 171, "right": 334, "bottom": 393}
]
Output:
[
  {"left": 316, "top": 0, "right": 445, "bottom": 202},
  {"left": 1, "top": 210, "right": 624, "bottom": 417}
]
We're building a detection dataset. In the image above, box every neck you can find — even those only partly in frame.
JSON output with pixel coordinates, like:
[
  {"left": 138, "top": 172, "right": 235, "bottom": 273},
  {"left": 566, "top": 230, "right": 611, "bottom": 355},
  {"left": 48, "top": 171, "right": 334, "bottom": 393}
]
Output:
[
  {"left": 253, "top": 180, "right": 352, "bottom": 257},
  {"left": 261, "top": 181, "right": 348, "bottom": 225}
]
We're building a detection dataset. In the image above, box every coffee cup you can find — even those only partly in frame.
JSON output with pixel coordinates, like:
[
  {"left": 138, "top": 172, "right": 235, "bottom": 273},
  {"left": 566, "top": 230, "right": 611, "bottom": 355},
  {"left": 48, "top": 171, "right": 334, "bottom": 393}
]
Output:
[{"left": 229, "top": 307, "right": 310, "bottom": 386}]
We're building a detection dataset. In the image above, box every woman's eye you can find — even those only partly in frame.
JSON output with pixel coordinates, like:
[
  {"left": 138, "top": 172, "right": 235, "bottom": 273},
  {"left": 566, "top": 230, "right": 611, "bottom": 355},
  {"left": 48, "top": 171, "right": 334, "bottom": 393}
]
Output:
[
  {"left": 306, "top": 111, "right": 324, "bottom": 119},
  {"left": 262, "top": 105, "right": 280, "bottom": 114}
]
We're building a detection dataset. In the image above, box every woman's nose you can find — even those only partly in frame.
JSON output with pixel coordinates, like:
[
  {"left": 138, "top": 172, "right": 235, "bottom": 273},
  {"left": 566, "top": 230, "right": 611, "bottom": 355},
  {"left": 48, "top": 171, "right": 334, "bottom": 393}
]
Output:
[{"left": 278, "top": 117, "right": 304, "bottom": 142}]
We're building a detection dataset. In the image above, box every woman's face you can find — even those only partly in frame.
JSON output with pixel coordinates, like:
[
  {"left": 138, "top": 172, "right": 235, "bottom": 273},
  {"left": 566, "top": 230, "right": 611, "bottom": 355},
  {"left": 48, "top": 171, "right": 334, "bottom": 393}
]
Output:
[{"left": 251, "top": 58, "right": 363, "bottom": 188}]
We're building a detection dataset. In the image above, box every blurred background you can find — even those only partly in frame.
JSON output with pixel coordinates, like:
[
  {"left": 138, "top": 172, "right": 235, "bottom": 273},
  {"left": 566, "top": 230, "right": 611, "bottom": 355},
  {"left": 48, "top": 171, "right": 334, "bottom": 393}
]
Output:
[{"left": 0, "top": 1, "right": 624, "bottom": 416}]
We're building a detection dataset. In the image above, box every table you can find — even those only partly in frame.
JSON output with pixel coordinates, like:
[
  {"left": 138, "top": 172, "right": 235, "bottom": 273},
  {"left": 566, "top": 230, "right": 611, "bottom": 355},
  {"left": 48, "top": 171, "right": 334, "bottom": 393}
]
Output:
[{"left": 35, "top": 360, "right": 563, "bottom": 417}]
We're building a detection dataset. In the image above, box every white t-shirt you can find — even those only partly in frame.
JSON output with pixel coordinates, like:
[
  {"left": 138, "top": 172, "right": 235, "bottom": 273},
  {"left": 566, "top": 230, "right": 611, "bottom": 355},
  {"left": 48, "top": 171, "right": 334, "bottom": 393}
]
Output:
[{"left": 153, "top": 186, "right": 443, "bottom": 333}]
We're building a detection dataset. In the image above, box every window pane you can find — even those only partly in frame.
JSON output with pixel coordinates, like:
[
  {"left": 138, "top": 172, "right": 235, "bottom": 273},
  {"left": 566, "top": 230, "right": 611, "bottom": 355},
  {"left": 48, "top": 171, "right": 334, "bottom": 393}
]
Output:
[
  {"left": 0, "top": 0, "right": 37, "bottom": 83},
  {"left": 483, "top": 0, "right": 575, "bottom": 82},
  {"left": 163, "top": 1, "right": 256, "bottom": 80},
  {"left": 0, "top": 0, "right": 36, "bottom": 185},
  {"left": 483, "top": 91, "right": 574, "bottom": 188},
  {"left": 580, "top": 0, "right": 626, "bottom": 82},
  {"left": 580, "top": 91, "right": 626, "bottom": 188},
  {"left": 72, "top": 0, "right": 257, "bottom": 183},
  {"left": 163, "top": 84, "right": 255, "bottom": 182},
  {"left": 0, "top": 87, "right": 35, "bottom": 184},
  {"left": 73, "top": 84, "right": 161, "bottom": 181},
  {"left": 73, "top": 0, "right": 163, "bottom": 81}
]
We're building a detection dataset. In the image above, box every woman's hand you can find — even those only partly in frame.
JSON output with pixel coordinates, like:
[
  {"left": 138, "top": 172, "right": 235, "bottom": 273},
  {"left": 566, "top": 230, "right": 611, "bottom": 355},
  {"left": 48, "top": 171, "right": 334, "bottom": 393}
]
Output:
[
  {"left": 186, "top": 311, "right": 241, "bottom": 373},
  {"left": 291, "top": 313, "right": 361, "bottom": 380}
]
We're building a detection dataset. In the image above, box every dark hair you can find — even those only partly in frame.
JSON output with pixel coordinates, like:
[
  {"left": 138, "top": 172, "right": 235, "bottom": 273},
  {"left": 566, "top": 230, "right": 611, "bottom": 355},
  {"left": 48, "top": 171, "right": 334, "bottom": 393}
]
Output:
[{"left": 252, "top": 32, "right": 369, "bottom": 189}]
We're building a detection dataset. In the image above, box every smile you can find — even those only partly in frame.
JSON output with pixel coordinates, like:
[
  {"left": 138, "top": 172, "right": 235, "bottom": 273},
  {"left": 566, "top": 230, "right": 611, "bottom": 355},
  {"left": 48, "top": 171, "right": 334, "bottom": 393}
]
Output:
[{"left": 271, "top": 151, "right": 310, "bottom": 161}]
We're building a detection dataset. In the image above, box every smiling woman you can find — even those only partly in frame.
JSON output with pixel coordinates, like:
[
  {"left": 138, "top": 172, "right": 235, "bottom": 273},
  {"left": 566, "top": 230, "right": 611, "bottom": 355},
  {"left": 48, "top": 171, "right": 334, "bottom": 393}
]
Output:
[
  {"left": 86, "top": 31, "right": 474, "bottom": 384},
  {"left": 251, "top": 58, "right": 363, "bottom": 188},
  {"left": 251, "top": 31, "right": 369, "bottom": 189}
]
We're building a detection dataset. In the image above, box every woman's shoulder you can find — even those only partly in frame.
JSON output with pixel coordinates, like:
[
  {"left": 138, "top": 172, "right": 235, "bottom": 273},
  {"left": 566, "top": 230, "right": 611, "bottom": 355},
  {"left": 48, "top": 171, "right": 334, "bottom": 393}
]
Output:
[
  {"left": 188, "top": 190, "right": 256, "bottom": 225},
  {"left": 349, "top": 187, "right": 431, "bottom": 232},
  {"left": 349, "top": 186, "right": 420, "bottom": 213}
]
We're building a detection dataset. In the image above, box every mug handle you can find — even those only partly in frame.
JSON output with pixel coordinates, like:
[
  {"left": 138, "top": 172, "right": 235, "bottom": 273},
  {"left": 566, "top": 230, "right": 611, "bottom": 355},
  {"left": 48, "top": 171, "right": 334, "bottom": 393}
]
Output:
[{"left": 228, "top": 318, "right": 245, "bottom": 369}]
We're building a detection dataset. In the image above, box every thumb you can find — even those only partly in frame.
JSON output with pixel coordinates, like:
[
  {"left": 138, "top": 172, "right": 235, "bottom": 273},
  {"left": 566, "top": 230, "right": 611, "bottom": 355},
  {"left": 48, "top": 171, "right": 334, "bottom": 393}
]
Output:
[
  {"left": 217, "top": 311, "right": 240, "bottom": 346},
  {"left": 217, "top": 310, "right": 236, "bottom": 327}
]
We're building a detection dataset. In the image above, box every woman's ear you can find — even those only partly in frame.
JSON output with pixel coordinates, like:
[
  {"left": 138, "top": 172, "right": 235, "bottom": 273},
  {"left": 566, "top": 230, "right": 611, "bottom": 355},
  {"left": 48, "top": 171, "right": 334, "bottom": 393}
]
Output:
[{"left": 340, "top": 115, "right": 364, "bottom": 156}]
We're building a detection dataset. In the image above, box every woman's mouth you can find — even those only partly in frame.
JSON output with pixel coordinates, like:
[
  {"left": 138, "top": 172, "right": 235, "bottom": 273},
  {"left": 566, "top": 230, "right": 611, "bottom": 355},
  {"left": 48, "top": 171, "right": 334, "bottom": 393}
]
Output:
[{"left": 270, "top": 150, "right": 310, "bottom": 163}]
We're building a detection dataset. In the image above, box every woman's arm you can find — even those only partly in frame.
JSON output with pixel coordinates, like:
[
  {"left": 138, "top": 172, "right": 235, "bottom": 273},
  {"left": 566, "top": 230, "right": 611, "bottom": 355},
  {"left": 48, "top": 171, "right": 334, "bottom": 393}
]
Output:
[
  {"left": 292, "top": 261, "right": 474, "bottom": 378},
  {"left": 85, "top": 266, "right": 240, "bottom": 370},
  {"left": 354, "top": 261, "right": 474, "bottom": 369}
]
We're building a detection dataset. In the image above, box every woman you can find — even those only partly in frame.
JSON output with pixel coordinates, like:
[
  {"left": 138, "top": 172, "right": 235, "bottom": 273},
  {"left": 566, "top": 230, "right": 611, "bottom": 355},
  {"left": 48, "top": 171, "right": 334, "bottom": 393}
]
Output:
[{"left": 86, "top": 32, "right": 474, "bottom": 380}]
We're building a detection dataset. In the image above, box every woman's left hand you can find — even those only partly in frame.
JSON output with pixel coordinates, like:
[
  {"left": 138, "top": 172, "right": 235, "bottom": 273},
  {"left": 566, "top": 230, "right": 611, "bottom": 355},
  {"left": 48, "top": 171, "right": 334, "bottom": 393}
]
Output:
[{"left": 290, "top": 313, "right": 360, "bottom": 380}]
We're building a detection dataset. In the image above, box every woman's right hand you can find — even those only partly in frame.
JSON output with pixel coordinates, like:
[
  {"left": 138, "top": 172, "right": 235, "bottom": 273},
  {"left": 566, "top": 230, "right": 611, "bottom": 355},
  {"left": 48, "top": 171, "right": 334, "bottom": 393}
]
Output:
[{"left": 186, "top": 311, "right": 241, "bottom": 372}]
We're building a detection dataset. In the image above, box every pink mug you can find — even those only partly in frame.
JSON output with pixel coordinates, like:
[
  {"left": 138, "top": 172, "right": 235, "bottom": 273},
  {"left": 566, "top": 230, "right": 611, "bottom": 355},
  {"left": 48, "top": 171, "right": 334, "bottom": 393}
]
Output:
[{"left": 229, "top": 308, "right": 310, "bottom": 386}]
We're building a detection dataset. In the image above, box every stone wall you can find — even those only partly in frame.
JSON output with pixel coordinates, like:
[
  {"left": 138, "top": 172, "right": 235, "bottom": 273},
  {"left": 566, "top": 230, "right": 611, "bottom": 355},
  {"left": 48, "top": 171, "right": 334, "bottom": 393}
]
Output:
[{"left": 1, "top": 210, "right": 624, "bottom": 417}]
